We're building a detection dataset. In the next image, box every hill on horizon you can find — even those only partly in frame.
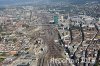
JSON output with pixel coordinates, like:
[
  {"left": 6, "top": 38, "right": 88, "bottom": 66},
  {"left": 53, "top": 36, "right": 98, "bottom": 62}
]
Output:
[{"left": 0, "top": 0, "right": 99, "bottom": 6}]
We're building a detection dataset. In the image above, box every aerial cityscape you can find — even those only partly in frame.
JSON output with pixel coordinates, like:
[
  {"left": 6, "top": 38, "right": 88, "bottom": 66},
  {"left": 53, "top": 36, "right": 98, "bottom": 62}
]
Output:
[{"left": 0, "top": 0, "right": 100, "bottom": 66}]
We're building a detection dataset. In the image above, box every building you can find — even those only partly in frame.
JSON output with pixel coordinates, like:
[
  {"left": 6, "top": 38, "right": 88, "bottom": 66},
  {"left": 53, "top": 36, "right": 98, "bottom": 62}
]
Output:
[{"left": 54, "top": 16, "right": 58, "bottom": 24}]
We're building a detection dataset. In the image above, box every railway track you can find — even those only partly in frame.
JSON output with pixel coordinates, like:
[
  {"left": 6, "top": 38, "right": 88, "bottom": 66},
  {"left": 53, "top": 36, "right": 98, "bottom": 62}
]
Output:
[
  {"left": 37, "top": 14, "right": 72, "bottom": 66},
  {"left": 47, "top": 39, "right": 63, "bottom": 58}
]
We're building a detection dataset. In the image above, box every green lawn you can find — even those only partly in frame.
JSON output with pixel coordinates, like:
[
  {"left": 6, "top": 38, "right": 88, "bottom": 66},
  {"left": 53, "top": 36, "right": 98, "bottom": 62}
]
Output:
[{"left": 0, "top": 58, "right": 5, "bottom": 62}]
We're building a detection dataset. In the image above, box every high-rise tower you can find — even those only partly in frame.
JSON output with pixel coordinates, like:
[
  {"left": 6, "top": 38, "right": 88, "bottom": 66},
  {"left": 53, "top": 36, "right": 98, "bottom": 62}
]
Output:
[{"left": 54, "top": 16, "right": 58, "bottom": 24}]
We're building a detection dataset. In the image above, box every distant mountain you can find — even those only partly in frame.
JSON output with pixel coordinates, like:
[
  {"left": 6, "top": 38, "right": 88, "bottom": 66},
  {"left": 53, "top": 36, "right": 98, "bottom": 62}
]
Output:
[
  {"left": 0, "top": 0, "right": 99, "bottom": 6},
  {"left": 49, "top": 0, "right": 100, "bottom": 4},
  {"left": 69, "top": 0, "right": 100, "bottom": 4},
  {"left": 0, "top": 0, "right": 36, "bottom": 6}
]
